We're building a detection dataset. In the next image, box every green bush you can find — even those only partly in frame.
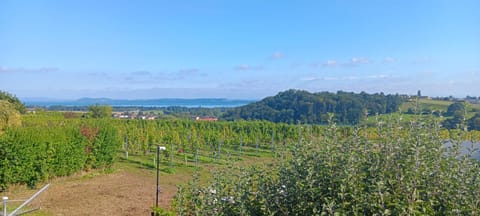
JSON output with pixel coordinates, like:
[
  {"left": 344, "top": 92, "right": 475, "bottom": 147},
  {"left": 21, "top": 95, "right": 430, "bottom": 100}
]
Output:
[
  {"left": 174, "top": 116, "right": 480, "bottom": 215},
  {"left": 0, "top": 119, "right": 120, "bottom": 189}
]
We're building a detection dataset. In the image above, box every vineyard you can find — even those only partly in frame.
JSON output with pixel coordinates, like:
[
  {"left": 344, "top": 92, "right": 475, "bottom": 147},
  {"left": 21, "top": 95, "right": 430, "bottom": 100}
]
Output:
[
  {"left": 0, "top": 111, "right": 321, "bottom": 191},
  {"left": 2, "top": 111, "right": 480, "bottom": 215},
  {"left": 173, "top": 116, "right": 480, "bottom": 215}
]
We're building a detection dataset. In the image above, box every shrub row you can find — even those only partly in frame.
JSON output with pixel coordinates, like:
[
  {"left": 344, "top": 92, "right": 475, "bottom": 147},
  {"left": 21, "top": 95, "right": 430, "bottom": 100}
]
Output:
[
  {"left": 0, "top": 120, "right": 119, "bottom": 189},
  {"left": 174, "top": 116, "right": 480, "bottom": 215}
]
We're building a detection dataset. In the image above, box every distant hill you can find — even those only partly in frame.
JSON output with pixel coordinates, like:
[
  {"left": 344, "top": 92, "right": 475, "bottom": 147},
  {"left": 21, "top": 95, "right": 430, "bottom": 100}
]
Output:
[
  {"left": 23, "top": 98, "right": 255, "bottom": 108},
  {"left": 221, "top": 89, "right": 404, "bottom": 125}
]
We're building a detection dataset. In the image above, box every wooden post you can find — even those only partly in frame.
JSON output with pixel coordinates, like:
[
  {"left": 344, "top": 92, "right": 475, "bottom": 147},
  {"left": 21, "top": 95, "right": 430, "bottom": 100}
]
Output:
[{"left": 155, "top": 146, "right": 160, "bottom": 209}]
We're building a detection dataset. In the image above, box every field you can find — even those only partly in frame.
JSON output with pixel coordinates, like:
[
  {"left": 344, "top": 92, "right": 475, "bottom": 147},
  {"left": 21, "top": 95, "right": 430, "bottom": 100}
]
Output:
[
  {"left": 3, "top": 146, "right": 276, "bottom": 215},
  {"left": 1, "top": 114, "right": 286, "bottom": 215},
  {"left": 365, "top": 98, "right": 480, "bottom": 127},
  {"left": 2, "top": 108, "right": 480, "bottom": 215},
  {"left": 401, "top": 98, "right": 480, "bottom": 113}
]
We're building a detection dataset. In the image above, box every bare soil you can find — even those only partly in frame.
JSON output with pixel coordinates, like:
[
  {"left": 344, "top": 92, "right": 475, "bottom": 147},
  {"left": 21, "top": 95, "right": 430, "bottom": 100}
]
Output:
[
  {"left": 2, "top": 154, "right": 271, "bottom": 215},
  {"left": 3, "top": 164, "right": 192, "bottom": 216}
]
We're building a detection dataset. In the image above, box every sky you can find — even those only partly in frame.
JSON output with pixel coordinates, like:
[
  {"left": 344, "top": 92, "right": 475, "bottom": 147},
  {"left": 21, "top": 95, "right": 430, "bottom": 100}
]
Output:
[{"left": 1, "top": 0, "right": 479, "bottom": 100}]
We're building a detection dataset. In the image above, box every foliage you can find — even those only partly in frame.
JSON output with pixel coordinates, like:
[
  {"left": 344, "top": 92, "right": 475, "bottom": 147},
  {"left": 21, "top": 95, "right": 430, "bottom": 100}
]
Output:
[
  {"left": 1, "top": 111, "right": 311, "bottom": 189},
  {"left": 443, "top": 102, "right": 468, "bottom": 129},
  {"left": 174, "top": 115, "right": 480, "bottom": 215},
  {"left": 41, "top": 105, "right": 231, "bottom": 119},
  {"left": 0, "top": 118, "right": 120, "bottom": 189},
  {"left": 87, "top": 104, "right": 113, "bottom": 118},
  {"left": 445, "top": 102, "right": 466, "bottom": 117},
  {"left": 151, "top": 206, "right": 176, "bottom": 216},
  {"left": 468, "top": 113, "right": 480, "bottom": 130},
  {"left": 116, "top": 118, "right": 320, "bottom": 156},
  {"left": 0, "top": 100, "right": 21, "bottom": 133},
  {"left": 222, "top": 89, "right": 404, "bottom": 125},
  {"left": 0, "top": 90, "right": 26, "bottom": 114}
]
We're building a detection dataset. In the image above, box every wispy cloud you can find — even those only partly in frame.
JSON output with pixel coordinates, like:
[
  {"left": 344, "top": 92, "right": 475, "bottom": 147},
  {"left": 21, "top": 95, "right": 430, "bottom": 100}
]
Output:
[
  {"left": 177, "top": 68, "right": 205, "bottom": 77},
  {"left": 382, "top": 57, "right": 396, "bottom": 64},
  {"left": 302, "top": 74, "right": 389, "bottom": 81},
  {"left": 323, "top": 60, "right": 338, "bottom": 67},
  {"left": 412, "top": 57, "right": 433, "bottom": 64},
  {"left": 301, "top": 76, "right": 319, "bottom": 81},
  {"left": 124, "top": 68, "right": 205, "bottom": 83},
  {"left": 218, "top": 78, "right": 282, "bottom": 90},
  {"left": 290, "top": 62, "right": 305, "bottom": 68},
  {"left": 130, "top": 70, "right": 152, "bottom": 76},
  {"left": 310, "top": 57, "right": 371, "bottom": 68},
  {"left": 87, "top": 72, "right": 110, "bottom": 77},
  {"left": 343, "top": 57, "right": 371, "bottom": 66},
  {"left": 367, "top": 74, "right": 388, "bottom": 79},
  {"left": 0, "top": 66, "right": 59, "bottom": 73},
  {"left": 234, "top": 64, "right": 264, "bottom": 71},
  {"left": 463, "top": 70, "right": 480, "bottom": 77},
  {"left": 269, "top": 51, "right": 285, "bottom": 60}
]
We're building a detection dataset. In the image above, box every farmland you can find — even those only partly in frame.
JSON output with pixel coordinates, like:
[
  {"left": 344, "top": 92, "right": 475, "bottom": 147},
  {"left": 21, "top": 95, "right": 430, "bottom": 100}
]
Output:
[
  {"left": 1, "top": 110, "right": 315, "bottom": 215},
  {"left": 2, "top": 0, "right": 479, "bottom": 214},
  {"left": 2, "top": 92, "right": 480, "bottom": 215}
]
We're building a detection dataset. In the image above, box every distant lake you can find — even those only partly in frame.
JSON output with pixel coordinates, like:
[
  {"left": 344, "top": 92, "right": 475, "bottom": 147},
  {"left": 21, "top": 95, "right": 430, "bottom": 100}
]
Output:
[
  {"left": 23, "top": 98, "right": 256, "bottom": 108},
  {"left": 443, "top": 141, "right": 480, "bottom": 161}
]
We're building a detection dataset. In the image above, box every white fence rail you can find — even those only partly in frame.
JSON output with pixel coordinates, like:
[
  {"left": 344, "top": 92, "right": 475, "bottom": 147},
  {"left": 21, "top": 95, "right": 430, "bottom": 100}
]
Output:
[{"left": 1, "top": 184, "right": 49, "bottom": 216}]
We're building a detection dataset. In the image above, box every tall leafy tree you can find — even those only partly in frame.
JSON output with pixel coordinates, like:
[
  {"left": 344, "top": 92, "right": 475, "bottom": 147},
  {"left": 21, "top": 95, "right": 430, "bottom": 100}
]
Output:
[
  {"left": 87, "top": 104, "right": 113, "bottom": 118},
  {"left": 445, "top": 102, "right": 466, "bottom": 117},
  {"left": 222, "top": 89, "right": 404, "bottom": 125},
  {"left": 468, "top": 113, "right": 480, "bottom": 130},
  {"left": 443, "top": 102, "right": 467, "bottom": 129},
  {"left": 0, "top": 100, "right": 21, "bottom": 132},
  {"left": 0, "top": 90, "right": 26, "bottom": 114}
]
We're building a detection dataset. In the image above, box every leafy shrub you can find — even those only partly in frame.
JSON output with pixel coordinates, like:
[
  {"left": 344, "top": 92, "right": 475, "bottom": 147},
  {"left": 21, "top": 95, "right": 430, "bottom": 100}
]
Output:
[
  {"left": 174, "top": 116, "right": 480, "bottom": 215},
  {"left": 0, "top": 90, "right": 26, "bottom": 114},
  {"left": 0, "top": 119, "right": 120, "bottom": 189},
  {"left": 0, "top": 100, "right": 21, "bottom": 133}
]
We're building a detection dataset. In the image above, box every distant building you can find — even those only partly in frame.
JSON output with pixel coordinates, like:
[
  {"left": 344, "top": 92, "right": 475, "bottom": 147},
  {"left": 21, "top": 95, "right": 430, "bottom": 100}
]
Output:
[
  {"left": 195, "top": 116, "right": 218, "bottom": 122},
  {"left": 112, "top": 111, "right": 157, "bottom": 120},
  {"left": 26, "top": 107, "right": 38, "bottom": 113}
]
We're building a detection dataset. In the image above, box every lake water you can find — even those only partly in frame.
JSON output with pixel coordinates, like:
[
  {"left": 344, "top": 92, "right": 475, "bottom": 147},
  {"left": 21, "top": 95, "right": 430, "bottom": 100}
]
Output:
[
  {"left": 443, "top": 141, "right": 480, "bottom": 160},
  {"left": 24, "top": 98, "right": 256, "bottom": 108}
]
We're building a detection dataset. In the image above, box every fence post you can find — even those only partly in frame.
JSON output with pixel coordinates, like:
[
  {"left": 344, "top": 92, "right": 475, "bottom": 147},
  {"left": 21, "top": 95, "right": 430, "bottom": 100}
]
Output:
[
  {"left": 8, "top": 184, "right": 50, "bottom": 216},
  {"left": 256, "top": 134, "right": 259, "bottom": 155},
  {"left": 156, "top": 146, "right": 160, "bottom": 209},
  {"left": 239, "top": 135, "right": 243, "bottom": 156},
  {"left": 3, "top": 196, "right": 7, "bottom": 216},
  {"left": 125, "top": 135, "right": 129, "bottom": 159}
]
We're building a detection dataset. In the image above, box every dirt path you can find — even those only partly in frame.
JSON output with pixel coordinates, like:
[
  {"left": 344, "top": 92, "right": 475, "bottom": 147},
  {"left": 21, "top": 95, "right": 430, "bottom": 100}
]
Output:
[
  {"left": 5, "top": 164, "right": 191, "bottom": 216},
  {"left": 3, "top": 155, "right": 269, "bottom": 215}
]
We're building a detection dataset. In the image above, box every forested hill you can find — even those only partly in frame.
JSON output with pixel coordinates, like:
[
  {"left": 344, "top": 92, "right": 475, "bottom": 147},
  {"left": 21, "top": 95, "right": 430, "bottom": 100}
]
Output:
[{"left": 222, "top": 89, "right": 405, "bottom": 125}]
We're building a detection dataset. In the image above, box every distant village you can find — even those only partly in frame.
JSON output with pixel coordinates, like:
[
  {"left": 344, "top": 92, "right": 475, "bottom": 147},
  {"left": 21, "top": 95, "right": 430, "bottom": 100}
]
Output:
[{"left": 112, "top": 111, "right": 218, "bottom": 121}]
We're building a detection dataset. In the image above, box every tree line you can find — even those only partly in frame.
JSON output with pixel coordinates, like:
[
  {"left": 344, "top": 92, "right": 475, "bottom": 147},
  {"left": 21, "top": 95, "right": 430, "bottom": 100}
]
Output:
[
  {"left": 442, "top": 101, "right": 480, "bottom": 130},
  {"left": 222, "top": 89, "right": 404, "bottom": 125}
]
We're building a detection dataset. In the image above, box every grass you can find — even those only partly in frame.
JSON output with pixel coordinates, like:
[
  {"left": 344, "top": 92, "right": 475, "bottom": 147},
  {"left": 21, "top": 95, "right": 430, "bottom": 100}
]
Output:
[
  {"left": 379, "top": 98, "right": 480, "bottom": 126},
  {"left": 400, "top": 98, "right": 451, "bottom": 112},
  {"left": 0, "top": 143, "right": 275, "bottom": 216},
  {"left": 118, "top": 144, "right": 275, "bottom": 169},
  {"left": 401, "top": 98, "right": 480, "bottom": 113}
]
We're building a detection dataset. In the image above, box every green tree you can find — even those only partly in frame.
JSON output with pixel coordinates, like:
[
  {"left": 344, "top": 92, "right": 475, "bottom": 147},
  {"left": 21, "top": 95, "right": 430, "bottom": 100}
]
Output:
[
  {"left": 446, "top": 102, "right": 466, "bottom": 117},
  {"left": 443, "top": 102, "right": 467, "bottom": 129},
  {"left": 0, "top": 90, "right": 26, "bottom": 113},
  {"left": 468, "top": 113, "right": 480, "bottom": 130},
  {"left": 222, "top": 89, "right": 404, "bottom": 125},
  {"left": 87, "top": 104, "right": 113, "bottom": 118},
  {"left": 0, "top": 100, "right": 21, "bottom": 132}
]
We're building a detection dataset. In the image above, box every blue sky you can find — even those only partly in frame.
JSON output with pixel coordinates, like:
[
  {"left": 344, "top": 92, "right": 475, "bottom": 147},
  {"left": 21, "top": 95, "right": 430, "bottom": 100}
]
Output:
[{"left": 1, "top": 0, "right": 479, "bottom": 99}]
